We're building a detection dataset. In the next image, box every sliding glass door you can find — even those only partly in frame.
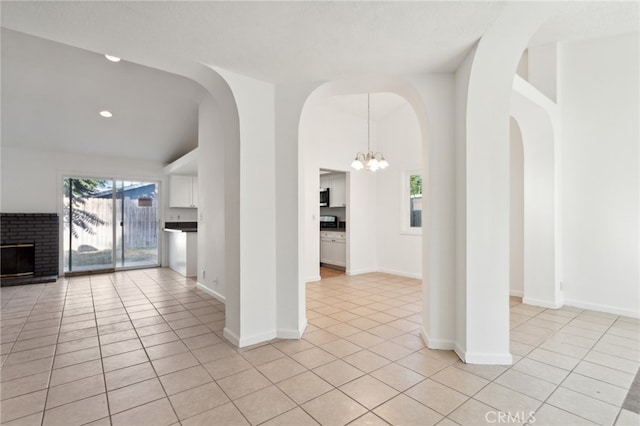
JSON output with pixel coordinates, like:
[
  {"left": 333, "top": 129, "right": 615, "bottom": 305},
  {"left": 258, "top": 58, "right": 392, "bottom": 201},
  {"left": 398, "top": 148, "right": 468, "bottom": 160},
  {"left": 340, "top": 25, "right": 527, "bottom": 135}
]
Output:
[
  {"left": 115, "top": 181, "right": 159, "bottom": 268},
  {"left": 63, "top": 177, "right": 159, "bottom": 273}
]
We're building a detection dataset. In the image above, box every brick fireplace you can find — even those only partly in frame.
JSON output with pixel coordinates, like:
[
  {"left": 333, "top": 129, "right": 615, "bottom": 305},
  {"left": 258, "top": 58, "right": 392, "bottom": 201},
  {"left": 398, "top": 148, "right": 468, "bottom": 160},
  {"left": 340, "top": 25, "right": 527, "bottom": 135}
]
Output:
[{"left": 1, "top": 213, "right": 59, "bottom": 286}]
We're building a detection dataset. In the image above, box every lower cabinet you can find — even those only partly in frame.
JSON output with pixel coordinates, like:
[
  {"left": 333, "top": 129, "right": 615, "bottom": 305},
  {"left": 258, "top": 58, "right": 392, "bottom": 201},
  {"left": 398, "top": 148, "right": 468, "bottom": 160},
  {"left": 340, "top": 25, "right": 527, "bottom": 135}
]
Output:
[
  {"left": 320, "top": 232, "right": 346, "bottom": 267},
  {"left": 167, "top": 231, "right": 197, "bottom": 277}
]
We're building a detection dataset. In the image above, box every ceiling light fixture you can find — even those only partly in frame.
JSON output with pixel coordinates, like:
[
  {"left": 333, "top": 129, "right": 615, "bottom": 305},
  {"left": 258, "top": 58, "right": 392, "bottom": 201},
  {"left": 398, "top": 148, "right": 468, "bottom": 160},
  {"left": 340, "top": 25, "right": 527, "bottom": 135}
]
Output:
[
  {"left": 99, "top": 110, "right": 113, "bottom": 118},
  {"left": 104, "top": 54, "right": 121, "bottom": 62},
  {"left": 351, "top": 93, "right": 389, "bottom": 172}
]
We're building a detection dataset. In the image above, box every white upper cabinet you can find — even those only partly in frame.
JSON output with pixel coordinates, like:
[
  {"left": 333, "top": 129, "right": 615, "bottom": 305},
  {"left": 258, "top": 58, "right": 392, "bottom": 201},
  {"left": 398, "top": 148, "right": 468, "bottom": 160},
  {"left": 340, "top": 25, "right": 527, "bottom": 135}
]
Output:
[
  {"left": 169, "top": 175, "right": 198, "bottom": 208},
  {"left": 320, "top": 174, "right": 330, "bottom": 190},
  {"left": 329, "top": 173, "right": 346, "bottom": 207},
  {"left": 319, "top": 172, "right": 347, "bottom": 207}
]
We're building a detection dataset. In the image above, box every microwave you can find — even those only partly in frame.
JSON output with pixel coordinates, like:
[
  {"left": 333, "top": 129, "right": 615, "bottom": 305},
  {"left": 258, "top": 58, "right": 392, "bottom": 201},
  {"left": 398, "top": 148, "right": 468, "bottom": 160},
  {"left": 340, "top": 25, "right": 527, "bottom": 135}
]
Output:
[{"left": 320, "top": 188, "right": 330, "bottom": 207}]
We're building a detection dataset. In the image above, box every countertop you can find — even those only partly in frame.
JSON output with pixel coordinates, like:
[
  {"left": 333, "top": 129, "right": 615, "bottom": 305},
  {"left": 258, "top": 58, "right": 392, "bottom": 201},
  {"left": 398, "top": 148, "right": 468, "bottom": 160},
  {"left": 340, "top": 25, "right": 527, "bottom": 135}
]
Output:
[
  {"left": 164, "top": 221, "right": 198, "bottom": 233},
  {"left": 320, "top": 227, "right": 346, "bottom": 233}
]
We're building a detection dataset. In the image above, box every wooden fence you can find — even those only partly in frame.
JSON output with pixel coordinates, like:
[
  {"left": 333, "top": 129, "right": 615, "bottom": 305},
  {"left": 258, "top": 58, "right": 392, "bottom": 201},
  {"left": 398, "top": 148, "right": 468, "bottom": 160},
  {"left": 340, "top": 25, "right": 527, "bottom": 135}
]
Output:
[{"left": 64, "top": 197, "right": 158, "bottom": 251}]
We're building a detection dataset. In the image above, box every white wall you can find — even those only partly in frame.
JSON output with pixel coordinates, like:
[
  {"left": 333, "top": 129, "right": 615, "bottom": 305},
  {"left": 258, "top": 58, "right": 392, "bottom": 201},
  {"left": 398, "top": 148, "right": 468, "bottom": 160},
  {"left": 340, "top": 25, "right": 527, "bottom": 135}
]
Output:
[
  {"left": 528, "top": 44, "right": 558, "bottom": 102},
  {"left": 560, "top": 34, "right": 639, "bottom": 317},
  {"left": 511, "top": 78, "right": 562, "bottom": 309},
  {"left": 213, "top": 69, "right": 279, "bottom": 345},
  {"left": 376, "top": 103, "right": 422, "bottom": 278},
  {"left": 301, "top": 102, "right": 378, "bottom": 281},
  {"left": 301, "top": 94, "right": 425, "bottom": 281},
  {"left": 0, "top": 146, "right": 165, "bottom": 273},
  {"left": 509, "top": 117, "right": 524, "bottom": 297}
]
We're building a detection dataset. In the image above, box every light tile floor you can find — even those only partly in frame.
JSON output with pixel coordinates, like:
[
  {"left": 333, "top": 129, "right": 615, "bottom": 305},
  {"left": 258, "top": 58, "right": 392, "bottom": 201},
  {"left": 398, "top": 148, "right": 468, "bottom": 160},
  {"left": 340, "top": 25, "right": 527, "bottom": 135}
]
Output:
[{"left": 0, "top": 268, "right": 638, "bottom": 425}]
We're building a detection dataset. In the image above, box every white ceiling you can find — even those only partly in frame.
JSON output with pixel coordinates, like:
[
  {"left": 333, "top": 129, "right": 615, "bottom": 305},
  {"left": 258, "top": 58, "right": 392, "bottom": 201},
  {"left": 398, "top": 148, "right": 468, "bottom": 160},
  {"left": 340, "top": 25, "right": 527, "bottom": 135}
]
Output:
[
  {"left": 1, "top": 1, "right": 637, "bottom": 83},
  {"left": 1, "top": 29, "right": 204, "bottom": 164},
  {"left": 1, "top": 1, "right": 637, "bottom": 163},
  {"left": 324, "top": 93, "right": 410, "bottom": 122}
]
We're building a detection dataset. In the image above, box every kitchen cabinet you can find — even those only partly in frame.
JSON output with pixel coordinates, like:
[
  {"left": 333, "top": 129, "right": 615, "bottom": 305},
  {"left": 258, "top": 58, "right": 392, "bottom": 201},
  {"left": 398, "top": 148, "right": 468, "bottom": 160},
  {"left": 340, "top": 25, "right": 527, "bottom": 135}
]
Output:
[
  {"left": 320, "top": 231, "right": 346, "bottom": 267},
  {"left": 169, "top": 175, "right": 198, "bottom": 208},
  {"left": 166, "top": 229, "right": 197, "bottom": 277},
  {"left": 319, "top": 172, "right": 346, "bottom": 207},
  {"left": 329, "top": 173, "right": 346, "bottom": 207},
  {"left": 320, "top": 174, "right": 331, "bottom": 190}
]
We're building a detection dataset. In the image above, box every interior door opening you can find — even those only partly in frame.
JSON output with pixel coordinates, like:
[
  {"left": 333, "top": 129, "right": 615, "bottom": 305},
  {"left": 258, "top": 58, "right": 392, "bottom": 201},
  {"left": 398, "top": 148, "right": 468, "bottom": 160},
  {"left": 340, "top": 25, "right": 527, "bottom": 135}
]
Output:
[{"left": 63, "top": 177, "right": 159, "bottom": 274}]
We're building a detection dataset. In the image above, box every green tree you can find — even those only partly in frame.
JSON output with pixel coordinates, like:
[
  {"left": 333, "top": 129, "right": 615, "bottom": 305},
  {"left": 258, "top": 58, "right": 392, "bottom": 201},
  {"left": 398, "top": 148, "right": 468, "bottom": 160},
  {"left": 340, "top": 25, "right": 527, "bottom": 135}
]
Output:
[
  {"left": 410, "top": 174, "right": 422, "bottom": 197},
  {"left": 64, "top": 178, "right": 107, "bottom": 238}
]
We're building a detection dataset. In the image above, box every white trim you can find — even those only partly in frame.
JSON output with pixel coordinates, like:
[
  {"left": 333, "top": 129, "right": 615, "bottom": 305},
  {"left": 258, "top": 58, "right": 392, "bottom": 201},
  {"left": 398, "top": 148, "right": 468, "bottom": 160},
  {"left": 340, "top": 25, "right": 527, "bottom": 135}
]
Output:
[
  {"left": 223, "top": 327, "right": 239, "bottom": 346},
  {"left": 196, "top": 281, "right": 225, "bottom": 303},
  {"left": 223, "top": 327, "right": 280, "bottom": 348},
  {"left": 509, "top": 289, "right": 524, "bottom": 298},
  {"left": 401, "top": 170, "right": 423, "bottom": 236},
  {"left": 564, "top": 298, "right": 640, "bottom": 319},
  {"left": 378, "top": 268, "right": 422, "bottom": 280},
  {"left": 455, "top": 346, "right": 513, "bottom": 365},
  {"left": 238, "top": 330, "right": 278, "bottom": 348},
  {"left": 420, "top": 327, "right": 456, "bottom": 350},
  {"left": 346, "top": 267, "right": 377, "bottom": 276},
  {"left": 454, "top": 343, "right": 466, "bottom": 364},
  {"left": 278, "top": 319, "right": 308, "bottom": 339},
  {"left": 523, "top": 296, "right": 562, "bottom": 309},
  {"left": 305, "top": 275, "right": 321, "bottom": 283}
]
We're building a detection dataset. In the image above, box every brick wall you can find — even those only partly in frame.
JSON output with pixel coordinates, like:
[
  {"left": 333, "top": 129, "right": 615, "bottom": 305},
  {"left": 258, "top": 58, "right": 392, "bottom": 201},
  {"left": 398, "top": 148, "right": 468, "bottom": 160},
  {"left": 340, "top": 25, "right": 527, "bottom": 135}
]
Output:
[{"left": 1, "top": 213, "right": 59, "bottom": 284}]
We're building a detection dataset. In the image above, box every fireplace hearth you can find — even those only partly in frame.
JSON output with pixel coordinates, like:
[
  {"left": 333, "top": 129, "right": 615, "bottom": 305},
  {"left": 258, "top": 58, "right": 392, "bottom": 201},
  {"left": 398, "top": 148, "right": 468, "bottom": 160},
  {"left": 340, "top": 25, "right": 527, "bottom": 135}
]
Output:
[{"left": 1, "top": 213, "right": 59, "bottom": 286}]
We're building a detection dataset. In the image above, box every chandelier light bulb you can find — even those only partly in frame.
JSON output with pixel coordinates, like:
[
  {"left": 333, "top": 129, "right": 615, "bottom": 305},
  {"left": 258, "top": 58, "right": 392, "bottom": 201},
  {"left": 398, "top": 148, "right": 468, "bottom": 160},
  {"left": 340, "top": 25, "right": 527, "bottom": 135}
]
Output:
[{"left": 350, "top": 93, "right": 389, "bottom": 172}]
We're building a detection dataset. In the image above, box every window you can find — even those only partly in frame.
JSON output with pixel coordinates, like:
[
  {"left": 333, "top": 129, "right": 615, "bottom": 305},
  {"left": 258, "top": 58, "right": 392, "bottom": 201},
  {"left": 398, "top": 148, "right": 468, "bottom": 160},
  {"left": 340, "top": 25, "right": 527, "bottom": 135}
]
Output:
[{"left": 402, "top": 171, "right": 422, "bottom": 235}]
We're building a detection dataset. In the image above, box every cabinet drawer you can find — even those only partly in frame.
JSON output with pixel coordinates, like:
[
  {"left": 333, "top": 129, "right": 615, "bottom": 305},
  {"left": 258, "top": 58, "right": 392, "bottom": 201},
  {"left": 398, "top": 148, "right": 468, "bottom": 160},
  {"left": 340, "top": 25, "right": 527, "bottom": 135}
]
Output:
[{"left": 321, "top": 232, "right": 346, "bottom": 239}]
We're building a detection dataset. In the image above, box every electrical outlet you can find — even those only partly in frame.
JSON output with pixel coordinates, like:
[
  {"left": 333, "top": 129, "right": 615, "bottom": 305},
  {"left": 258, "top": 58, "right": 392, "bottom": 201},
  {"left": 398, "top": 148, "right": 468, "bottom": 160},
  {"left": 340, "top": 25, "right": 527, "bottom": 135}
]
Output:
[
  {"left": 177, "top": 215, "right": 181, "bottom": 220},
  {"left": 202, "top": 270, "right": 206, "bottom": 279}
]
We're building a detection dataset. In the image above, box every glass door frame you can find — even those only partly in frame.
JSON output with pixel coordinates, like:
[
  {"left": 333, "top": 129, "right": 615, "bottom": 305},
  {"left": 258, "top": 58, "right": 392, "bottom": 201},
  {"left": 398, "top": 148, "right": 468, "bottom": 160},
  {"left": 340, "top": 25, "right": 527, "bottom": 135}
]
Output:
[{"left": 61, "top": 174, "right": 162, "bottom": 275}]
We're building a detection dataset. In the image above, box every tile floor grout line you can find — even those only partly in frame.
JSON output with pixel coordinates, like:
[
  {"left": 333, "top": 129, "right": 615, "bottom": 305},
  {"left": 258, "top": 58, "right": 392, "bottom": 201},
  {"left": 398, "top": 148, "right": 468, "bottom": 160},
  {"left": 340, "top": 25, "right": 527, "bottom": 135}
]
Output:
[
  {"left": 515, "top": 301, "right": 625, "bottom": 425},
  {"left": 3, "top": 270, "right": 638, "bottom": 426},
  {"left": 39, "top": 274, "right": 71, "bottom": 426}
]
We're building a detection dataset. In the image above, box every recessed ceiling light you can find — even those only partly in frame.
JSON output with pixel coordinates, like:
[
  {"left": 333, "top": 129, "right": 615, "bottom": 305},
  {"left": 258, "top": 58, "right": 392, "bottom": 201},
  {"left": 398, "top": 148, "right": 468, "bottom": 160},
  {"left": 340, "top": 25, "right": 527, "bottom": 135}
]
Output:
[
  {"left": 99, "top": 110, "right": 113, "bottom": 118},
  {"left": 105, "top": 54, "right": 121, "bottom": 62}
]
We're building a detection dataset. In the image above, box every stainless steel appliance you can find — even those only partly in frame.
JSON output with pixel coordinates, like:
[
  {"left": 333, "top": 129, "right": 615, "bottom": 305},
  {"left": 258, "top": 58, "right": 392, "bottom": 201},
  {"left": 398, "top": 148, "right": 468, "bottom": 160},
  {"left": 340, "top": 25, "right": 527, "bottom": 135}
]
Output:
[
  {"left": 319, "top": 215, "right": 338, "bottom": 229},
  {"left": 320, "top": 188, "right": 330, "bottom": 207}
]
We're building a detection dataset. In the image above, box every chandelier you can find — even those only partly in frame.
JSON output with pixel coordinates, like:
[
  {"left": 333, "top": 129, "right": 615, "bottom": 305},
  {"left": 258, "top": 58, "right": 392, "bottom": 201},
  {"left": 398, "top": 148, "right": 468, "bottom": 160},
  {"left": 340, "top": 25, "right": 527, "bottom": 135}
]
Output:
[{"left": 351, "top": 93, "right": 389, "bottom": 172}]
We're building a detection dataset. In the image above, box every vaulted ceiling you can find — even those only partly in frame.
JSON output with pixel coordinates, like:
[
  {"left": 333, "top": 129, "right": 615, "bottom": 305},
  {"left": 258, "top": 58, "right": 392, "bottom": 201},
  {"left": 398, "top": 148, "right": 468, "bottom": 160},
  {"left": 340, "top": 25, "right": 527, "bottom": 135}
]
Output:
[{"left": 1, "top": 1, "right": 637, "bottom": 164}]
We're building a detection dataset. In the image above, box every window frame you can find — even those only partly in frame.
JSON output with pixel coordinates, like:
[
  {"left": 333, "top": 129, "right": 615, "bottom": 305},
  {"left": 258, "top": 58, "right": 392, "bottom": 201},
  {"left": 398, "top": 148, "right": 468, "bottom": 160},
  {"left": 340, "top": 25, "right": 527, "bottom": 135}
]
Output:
[{"left": 401, "top": 170, "right": 423, "bottom": 236}]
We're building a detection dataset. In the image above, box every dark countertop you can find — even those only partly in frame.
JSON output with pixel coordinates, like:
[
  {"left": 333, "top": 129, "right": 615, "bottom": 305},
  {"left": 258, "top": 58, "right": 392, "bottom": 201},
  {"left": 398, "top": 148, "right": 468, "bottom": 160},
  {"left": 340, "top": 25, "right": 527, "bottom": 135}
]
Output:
[
  {"left": 320, "top": 227, "right": 346, "bottom": 233},
  {"left": 164, "top": 228, "right": 197, "bottom": 233},
  {"left": 164, "top": 221, "right": 197, "bottom": 233}
]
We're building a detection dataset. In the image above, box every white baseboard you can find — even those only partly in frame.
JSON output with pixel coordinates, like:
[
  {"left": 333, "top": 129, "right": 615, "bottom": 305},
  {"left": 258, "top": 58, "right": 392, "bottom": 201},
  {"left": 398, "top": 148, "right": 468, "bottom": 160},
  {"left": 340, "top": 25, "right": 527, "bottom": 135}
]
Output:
[
  {"left": 346, "top": 267, "right": 422, "bottom": 280},
  {"left": 420, "top": 327, "right": 456, "bottom": 351},
  {"left": 523, "top": 296, "right": 562, "bottom": 309},
  {"left": 278, "top": 319, "right": 307, "bottom": 339},
  {"left": 455, "top": 345, "right": 513, "bottom": 365},
  {"left": 510, "top": 289, "right": 524, "bottom": 298},
  {"left": 305, "top": 275, "right": 321, "bottom": 283},
  {"left": 196, "top": 281, "right": 225, "bottom": 303},
  {"left": 240, "top": 330, "right": 278, "bottom": 348},
  {"left": 564, "top": 298, "right": 640, "bottom": 319},
  {"left": 223, "top": 327, "right": 240, "bottom": 346},
  {"left": 224, "top": 321, "right": 307, "bottom": 348},
  {"left": 378, "top": 268, "right": 422, "bottom": 280},
  {"left": 346, "top": 267, "right": 377, "bottom": 276}
]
